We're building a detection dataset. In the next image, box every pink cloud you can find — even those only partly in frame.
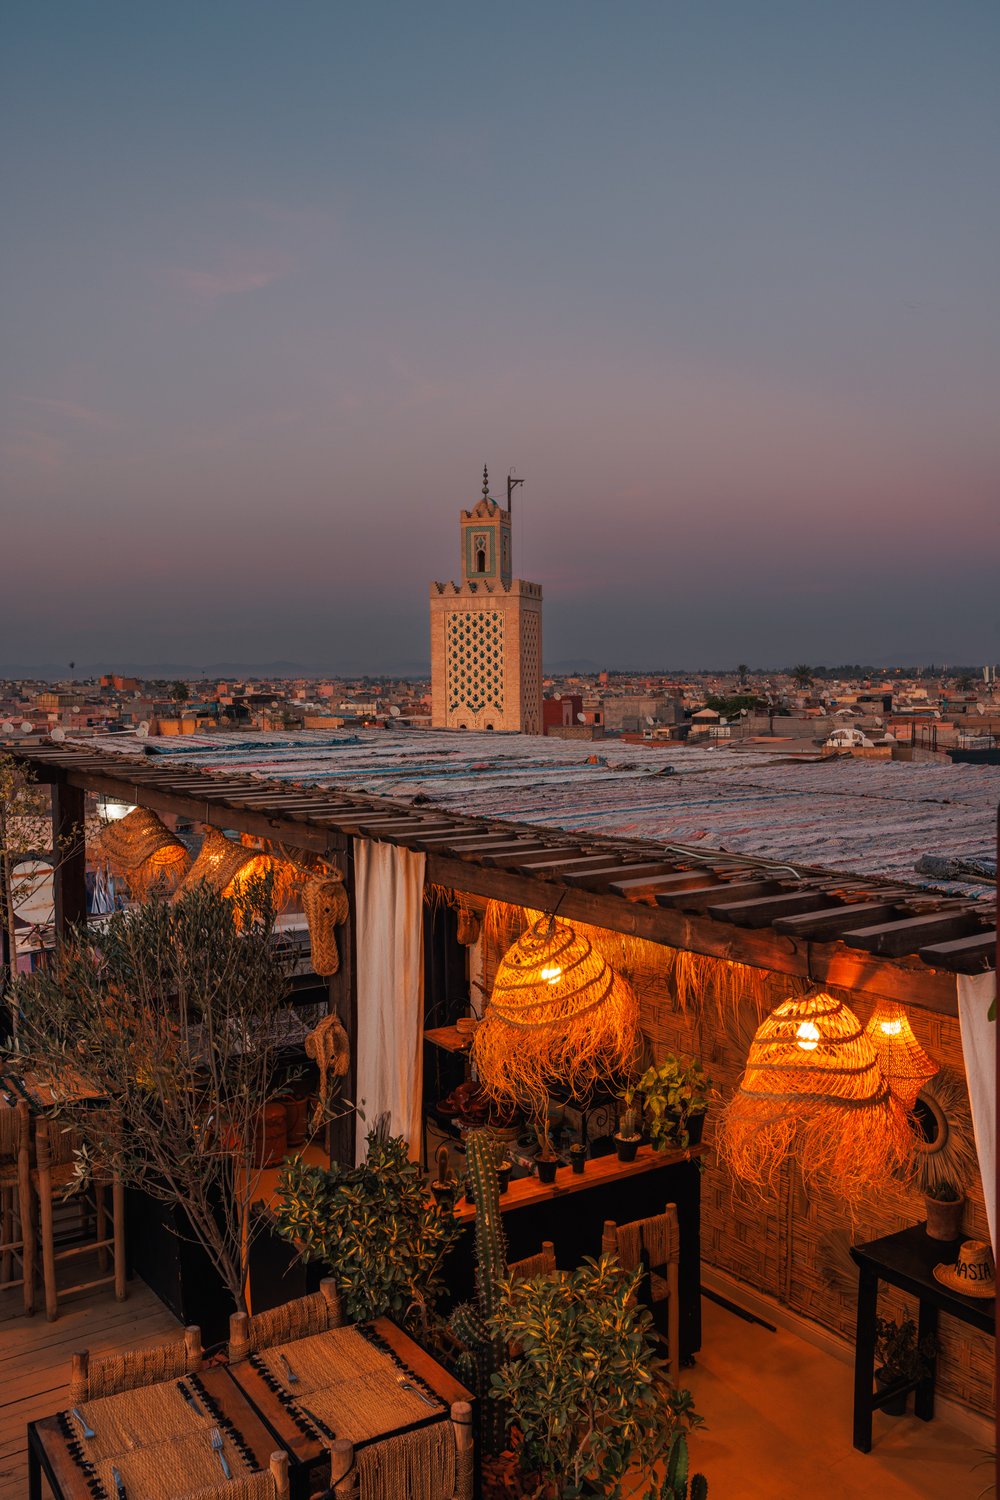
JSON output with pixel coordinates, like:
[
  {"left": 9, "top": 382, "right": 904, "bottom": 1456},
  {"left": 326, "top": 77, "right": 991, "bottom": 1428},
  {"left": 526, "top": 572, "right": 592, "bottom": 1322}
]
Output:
[
  {"left": 21, "top": 397, "right": 118, "bottom": 431},
  {"left": 160, "top": 251, "right": 295, "bottom": 302}
]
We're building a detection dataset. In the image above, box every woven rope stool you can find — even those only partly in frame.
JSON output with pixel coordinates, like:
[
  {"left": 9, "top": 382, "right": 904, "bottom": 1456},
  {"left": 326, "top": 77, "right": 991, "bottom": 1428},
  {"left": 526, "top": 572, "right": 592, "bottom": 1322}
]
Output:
[
  {"left": 602, "top": 1204, "right": 680, "bottom": 1375},
  {"left": 0, "top": 1097, "right": 34, "bottom": 1315},
  {"left": 32, "top": 1115, "right": 126, "bottom": 1321}
]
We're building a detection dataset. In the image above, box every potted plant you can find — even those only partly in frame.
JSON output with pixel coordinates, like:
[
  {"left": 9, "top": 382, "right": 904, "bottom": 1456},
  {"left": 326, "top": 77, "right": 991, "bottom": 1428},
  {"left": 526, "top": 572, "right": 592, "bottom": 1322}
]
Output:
[
  {"left": 534, "top": 1119, "right": 559, "bottom": 1184},
  {"left": 637, "top": 1055, "right": 711, "bottom": 1150},
  {"left": 614, "top": 1085, "right": 642, "bottom": 1162},
  {"left": 873, "top": 1314, "right": 937, "bottom": 1416},
  {"left": 430, "top": 1144, "right": 457, "bottom": 1207},
  {"left": 569, "top": 1142, "right": 587, "bottom": 1175},
  {"left": 489, "top": 1255, "right": 706, "bottom": 1498},
  {"left": 497, "top": 1154, "right": 514, "bottom": 1193},
  {"left": 275, "top": 1126, "right": 460, "bottom": 1338},
  {"left": 924, "top": 1179, "right": 965, "bottom": 1241}
]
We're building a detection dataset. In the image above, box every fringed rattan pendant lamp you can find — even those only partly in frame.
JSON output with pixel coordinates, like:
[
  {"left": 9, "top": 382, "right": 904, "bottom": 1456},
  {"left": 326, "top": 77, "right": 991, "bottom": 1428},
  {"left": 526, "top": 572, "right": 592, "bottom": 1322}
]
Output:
[
  {"left": 718, "top": 989, "right": 912, "bottom": 1207},
  {"left": 174, "top": 828, "right": 256, "bottom": 899},
  {"left": 863, "top": 1001, "right": 937, "bottom": 1110},
  {"left": 96, "top": 808, "right": 190, "bottom": 897},
  {"left": 472, "top": 915, "right": 640, "bottom": 1118}
]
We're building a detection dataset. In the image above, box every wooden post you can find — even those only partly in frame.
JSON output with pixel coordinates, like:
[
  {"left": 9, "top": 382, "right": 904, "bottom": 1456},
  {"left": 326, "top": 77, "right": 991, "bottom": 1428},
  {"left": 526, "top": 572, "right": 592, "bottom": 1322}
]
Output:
[
  {"left": 51, "top": 779, "right": 87, "bottom": 938},
  {"left": 113, "top": 1177, "right": 126, "bottom": 1302},
  {"left": 36, "top": 1117, "right": 58, "bottom": 1320},
  {"left": 320, "top": 1276, "right": 345, "bottom": 1327},
  {"left": 184, "top": 1324, "right": 203, "bottom": 1371},
  {"left": 70, "top": 1351, "right": 89, "bottom": 1403},
  {"left": 329, "top": 1438, "right": 355, "bottom": 1495},
  {"left": 229, "top": 1309, "right": 249, "bottom": 1362},
  {"left": 17, "top": 1101, "right": 35, "bottom": 1315},
  {"left": 326, "top": 841, "right": 357, "bottom": 1166},
  {"left": 269, "top": 1451, "right": 289, "bottom": 1500},
  {"left": 451, "top": 1400, "right": 474, "bottom": 1500}
]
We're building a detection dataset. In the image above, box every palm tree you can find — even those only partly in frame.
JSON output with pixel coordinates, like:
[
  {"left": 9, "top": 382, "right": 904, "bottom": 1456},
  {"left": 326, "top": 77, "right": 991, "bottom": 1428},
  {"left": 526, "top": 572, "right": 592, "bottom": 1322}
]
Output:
[
  {"left": 791, "top": 665, "right": 813, "bottom": 689},
  {"left": 736, "top": 663, "right": 749, "bottom": 686}
]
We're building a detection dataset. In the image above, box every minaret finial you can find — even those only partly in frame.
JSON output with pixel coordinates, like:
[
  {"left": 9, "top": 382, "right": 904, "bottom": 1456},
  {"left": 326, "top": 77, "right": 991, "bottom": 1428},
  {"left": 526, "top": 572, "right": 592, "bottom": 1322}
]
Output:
[{"left": 482, "top": 463, "right": 489, "bottom": 499}]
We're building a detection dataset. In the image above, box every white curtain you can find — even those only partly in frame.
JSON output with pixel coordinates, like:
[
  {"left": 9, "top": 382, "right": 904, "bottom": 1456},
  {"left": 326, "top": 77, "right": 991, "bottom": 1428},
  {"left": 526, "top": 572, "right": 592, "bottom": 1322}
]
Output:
[
  {"left": 353, "top": 838, "right": 426, "bottom": 1165},
  {"left": 957, "top": 970, "right": 997, "bottom": 1252}
]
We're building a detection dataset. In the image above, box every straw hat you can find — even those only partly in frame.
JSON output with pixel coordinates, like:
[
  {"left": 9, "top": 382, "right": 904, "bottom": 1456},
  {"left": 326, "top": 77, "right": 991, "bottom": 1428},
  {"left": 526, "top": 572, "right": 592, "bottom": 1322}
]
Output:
[{"left": 933, "top": 1240, "right": 996, "bottom": 1299}]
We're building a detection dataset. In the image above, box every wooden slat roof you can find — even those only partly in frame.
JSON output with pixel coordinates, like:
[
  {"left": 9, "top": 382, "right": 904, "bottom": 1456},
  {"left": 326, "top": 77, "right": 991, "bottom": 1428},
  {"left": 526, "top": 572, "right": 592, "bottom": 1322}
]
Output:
[{"left": 13, "top": 744, "right": 996, "bottom": 1009}]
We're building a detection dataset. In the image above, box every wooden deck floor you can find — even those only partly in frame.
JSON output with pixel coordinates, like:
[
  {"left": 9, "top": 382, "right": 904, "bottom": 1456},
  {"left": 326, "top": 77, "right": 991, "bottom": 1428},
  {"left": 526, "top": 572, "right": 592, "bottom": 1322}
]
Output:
[{"left": 0, "top": 1255, "right": 180, "bottom": 1499}]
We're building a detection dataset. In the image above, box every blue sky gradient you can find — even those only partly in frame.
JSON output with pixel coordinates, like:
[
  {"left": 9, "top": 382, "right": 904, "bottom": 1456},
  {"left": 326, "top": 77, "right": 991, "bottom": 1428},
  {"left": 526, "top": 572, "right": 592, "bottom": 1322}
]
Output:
[{"left": 2, "top": 2, "right": 997, "bottom": 671}]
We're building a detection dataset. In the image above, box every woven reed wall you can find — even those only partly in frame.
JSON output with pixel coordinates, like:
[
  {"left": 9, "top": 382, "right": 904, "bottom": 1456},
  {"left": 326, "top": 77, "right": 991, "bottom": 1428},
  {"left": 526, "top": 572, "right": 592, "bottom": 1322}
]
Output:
[
  {"left": 476, "top": 907, "right": 994, "bottom": 1419},
  {"left": 641, "top": 968, "right": 995, "bottom": 1421}
]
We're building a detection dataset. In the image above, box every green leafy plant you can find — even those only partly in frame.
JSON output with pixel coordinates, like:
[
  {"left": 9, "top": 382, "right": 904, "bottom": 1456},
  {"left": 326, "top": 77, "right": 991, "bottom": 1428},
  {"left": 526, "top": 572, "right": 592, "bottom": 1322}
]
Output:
[
  {"left": 874, "top": 1314, "right": 937, "bottom": 1386},
  {"left": 490, "top": 1255, "right": 704, "bottom": 1499},
  {"left": 449, "top": 1129, "right": 509, "bottom": 1457},
  {"left": 275, "top": 1126, "right": 459, "bottom": 1335},
  {"left": 617, "top": 1083, "right": 641, "bottom": 1140},
  {"left": 637, "top": 1055, "right": 711, "bottom": 1150}
]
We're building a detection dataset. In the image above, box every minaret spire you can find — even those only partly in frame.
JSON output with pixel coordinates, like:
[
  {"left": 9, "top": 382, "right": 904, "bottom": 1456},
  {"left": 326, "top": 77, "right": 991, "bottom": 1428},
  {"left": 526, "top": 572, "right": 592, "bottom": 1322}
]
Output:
[{"left": 482, "top": 463, "right": 490, "bottom": 500}]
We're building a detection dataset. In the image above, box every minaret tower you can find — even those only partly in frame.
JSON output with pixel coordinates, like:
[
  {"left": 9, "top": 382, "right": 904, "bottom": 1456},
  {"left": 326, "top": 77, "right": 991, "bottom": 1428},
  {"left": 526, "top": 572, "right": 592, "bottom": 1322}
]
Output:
[{"left": 430, "top": 465, "right": 543, "bottom": 733}]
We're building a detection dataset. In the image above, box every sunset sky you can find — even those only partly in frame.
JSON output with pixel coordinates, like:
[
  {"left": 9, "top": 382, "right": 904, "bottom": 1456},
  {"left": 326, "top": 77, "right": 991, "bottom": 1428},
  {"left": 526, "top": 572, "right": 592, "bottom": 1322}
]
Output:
[{"left": 2, "top": 2, "right": 997, "bottom": 673}]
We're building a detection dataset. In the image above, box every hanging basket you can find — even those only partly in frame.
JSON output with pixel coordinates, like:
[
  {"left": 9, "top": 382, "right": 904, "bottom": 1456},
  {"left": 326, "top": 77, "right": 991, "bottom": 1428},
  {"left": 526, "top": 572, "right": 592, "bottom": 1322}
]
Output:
[
  {"left": 454, "top": 894, "right": 482, "bottom": 947},
  {"left": 718, "top": 989, "right": 912, "bottom": 1207},
  {"left": 96, "top": 808, "right": 190, "bottom": 897},
  {"left": 305, "top": 1011, "right": 351, "bottom": 1129},
  {"left": 301, "top": 873, "right": 350, "bottom": 976},
  {"left": 472, "top": 915, "right": 640, "bottom": 1117},
  {"left": 863, "top": 1001, "right": 937, "bottom": 1110}
]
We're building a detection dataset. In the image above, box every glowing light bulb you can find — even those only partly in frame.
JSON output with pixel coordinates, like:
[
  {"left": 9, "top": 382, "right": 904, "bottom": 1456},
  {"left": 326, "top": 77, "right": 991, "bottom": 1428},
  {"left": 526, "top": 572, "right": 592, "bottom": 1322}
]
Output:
[
  {"left": 796, "top": 1020, "right": 821, "bottom": 1051},
  {"left": 540, "top": 965, "right": 562, "bottom": 985},
  {"left": 879, "top": 1018, "right": 902, "bottom": 1036}
]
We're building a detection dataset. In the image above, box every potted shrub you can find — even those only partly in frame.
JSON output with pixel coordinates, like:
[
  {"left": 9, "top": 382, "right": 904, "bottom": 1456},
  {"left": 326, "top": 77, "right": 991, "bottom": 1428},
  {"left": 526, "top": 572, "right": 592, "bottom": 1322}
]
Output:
[
  {"left": 534, "top": 1119, "right": 559, "bottom": 1184},
  {"left": 430, "top": 1144, "right": 457, "bottom": 1207},
  {"left": 275, "top": 1126, "right": 460, "bottom": 1337},
  {"left": 637, "top": 1055, "right": 711, "bottom": 1150},
  {"left": 924, "top": 1180, "right": 965, "bottom": 1241},
  {"left": 497, "top": 1154, "right": 514, "bottom": 1193},
  {"left": 569, "top": 1142, "right": 587, "bottom": 1175},
  {"left": 489, "top": 1255, "right": 706, "bottom": 1498},
  {"left": 873, "top": 1314, "right": 937, "bottom": 1416},
  {"left": 614, "top": 1086, "right": 642, "bottom": 1162}
]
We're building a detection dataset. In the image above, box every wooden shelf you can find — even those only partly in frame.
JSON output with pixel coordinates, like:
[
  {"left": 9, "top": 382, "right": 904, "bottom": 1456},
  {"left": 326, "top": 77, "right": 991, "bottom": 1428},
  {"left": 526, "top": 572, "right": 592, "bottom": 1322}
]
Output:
[
  {"left": 424, "top": 1024, "right": 474, "bottom": 1053},
  {"left": 450, "top": 1142, "right": 703, "bottom": 1223}
]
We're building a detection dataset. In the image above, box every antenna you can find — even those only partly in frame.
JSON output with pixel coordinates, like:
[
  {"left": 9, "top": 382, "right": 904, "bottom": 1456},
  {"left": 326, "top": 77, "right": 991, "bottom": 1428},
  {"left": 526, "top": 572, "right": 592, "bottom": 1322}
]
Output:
[{"left": 507, "top": 469, "right": 524, "bottom": 520}]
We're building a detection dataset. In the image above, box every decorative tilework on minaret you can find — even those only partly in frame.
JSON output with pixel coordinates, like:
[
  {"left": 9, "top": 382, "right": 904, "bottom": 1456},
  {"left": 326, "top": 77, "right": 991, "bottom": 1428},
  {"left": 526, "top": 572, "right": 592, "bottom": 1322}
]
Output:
[{"left": 430, "top": 466, "right": 543, "bottom": 734}]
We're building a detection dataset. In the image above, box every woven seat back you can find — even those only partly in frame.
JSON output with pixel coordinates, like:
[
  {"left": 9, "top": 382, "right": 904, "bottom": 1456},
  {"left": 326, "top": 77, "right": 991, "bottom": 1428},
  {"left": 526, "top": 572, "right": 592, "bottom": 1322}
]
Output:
[
  {"left": 602, "top": 1204, "right": 679, "bottom": 1284},
  {"left": 229, "top": 1280, "right": 345, "bottom": 1362},
  {"left": 70, "top": 1330, "right": 203, "bottom": 1403},
  {"left": 508, "top": 1242, "right": 557, "bottom": 1282},
  {"left": 180, "top": 1472, "right": 281, "bottom": 1500}
]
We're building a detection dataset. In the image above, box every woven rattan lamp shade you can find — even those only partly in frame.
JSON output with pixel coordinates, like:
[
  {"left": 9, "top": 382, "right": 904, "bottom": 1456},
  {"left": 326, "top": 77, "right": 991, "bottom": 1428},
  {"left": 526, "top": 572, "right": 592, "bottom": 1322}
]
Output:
[
  {"left": 718, "top": 989, "right": 912, "bottom": 1206},
  {"left": 96, "top": 808, "right": 190, "bottom": 897},
  {"left": 863, "top": 1001, "right": 937, "bottom": 1110},
  {"left": 174, "top": 828, "right": 256, "bottom": 899},
  {"left": 472, "top": 915, "right": 639, "bottom": 1115}
]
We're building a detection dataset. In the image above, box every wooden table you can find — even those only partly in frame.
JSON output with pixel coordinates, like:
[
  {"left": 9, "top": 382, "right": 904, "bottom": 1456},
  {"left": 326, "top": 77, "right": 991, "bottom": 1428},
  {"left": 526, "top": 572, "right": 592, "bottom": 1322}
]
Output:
[
  {"left": 2, "top": 1067, "right": 105, "bottom": 1110},
  {"left": 850, "top": 1222, "right": 995, "bottom": 1452},
  {"left": 27, "top": 1365, "right": 278, "bottom": 1500},
  {"left": 225, "top": 1316, "right": 473, "bottom": 1498}
]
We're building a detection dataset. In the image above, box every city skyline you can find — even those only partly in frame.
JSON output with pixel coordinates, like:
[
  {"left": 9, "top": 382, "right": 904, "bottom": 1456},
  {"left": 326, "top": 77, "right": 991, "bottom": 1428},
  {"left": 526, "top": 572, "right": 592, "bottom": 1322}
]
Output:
[{"left": 2, "top": 3, "right": 998, "bottom": 671}]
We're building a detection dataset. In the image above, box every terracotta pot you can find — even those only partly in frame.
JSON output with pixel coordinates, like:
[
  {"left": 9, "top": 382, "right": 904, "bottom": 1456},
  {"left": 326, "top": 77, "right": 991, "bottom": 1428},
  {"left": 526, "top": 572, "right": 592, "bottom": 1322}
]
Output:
[
  {"left": 924, "top": 1192, "right": 965, "bottom": 1241},
  {"left": 283, "top": 1095, "right": 308, "bottom": 1147}
]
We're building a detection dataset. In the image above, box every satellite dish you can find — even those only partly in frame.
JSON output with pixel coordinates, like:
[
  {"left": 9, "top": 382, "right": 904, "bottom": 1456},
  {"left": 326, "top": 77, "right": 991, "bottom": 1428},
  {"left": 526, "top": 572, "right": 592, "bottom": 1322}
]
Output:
[
  {"left": 645, "top": 715, "right": 655, "bottom": 726},
  {"left": 577, "top": 713, "right": 586, "bottom": 723},
  {"left": 12, "top": 858, "right": 54, "bottom": 926},
  {"left": 50, "top": 725, "right": 66, "bottom": 741},
  {"left": 71, "top": 706, "right": 81, "bottom": 714},
  {"left": 1, "top": 721, "right": 13, "bottom": 735},
  {"left": 389, "top": 705, "right": 401, "bottom": 718},
  {"left": 19, "top": 722, "right": 33, "bottom": 734},
  {"left": 137, "top": 720, "right": 151, "bottom": 738}
]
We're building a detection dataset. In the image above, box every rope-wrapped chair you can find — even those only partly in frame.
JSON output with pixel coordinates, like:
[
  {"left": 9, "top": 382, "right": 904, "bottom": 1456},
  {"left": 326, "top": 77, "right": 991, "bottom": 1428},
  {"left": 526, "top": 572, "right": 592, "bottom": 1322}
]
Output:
[
  {"left": 0, "top": 1097, "right": 34, "bottom": 1315},
  {"left": 327, "top": 1401, "right": 473, "bottom": 1500},
  {"left": 227, "top": 1279, "right": 345, "bottom": 1363},
  {"left": 33, "top": 1115, "right": 126, "bottom": 1321},
  {"left": 301, "top": 872, "right": 350, "bottom": 976},
  {"left": 508, "top": 1241, "right": 557, "bottom": 1282},
  {"left": 96, "top": 807, "right": 190, "bottom": 897},
  {"left": 70, "top": 1327, "right": 203, "bottom": 1403},
  {"left": 602, "top": 1204, "right": 680, "bottom": 1375},
  {"left": 178, "top": 1452, "right": 289, "bottom": 1500}
]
